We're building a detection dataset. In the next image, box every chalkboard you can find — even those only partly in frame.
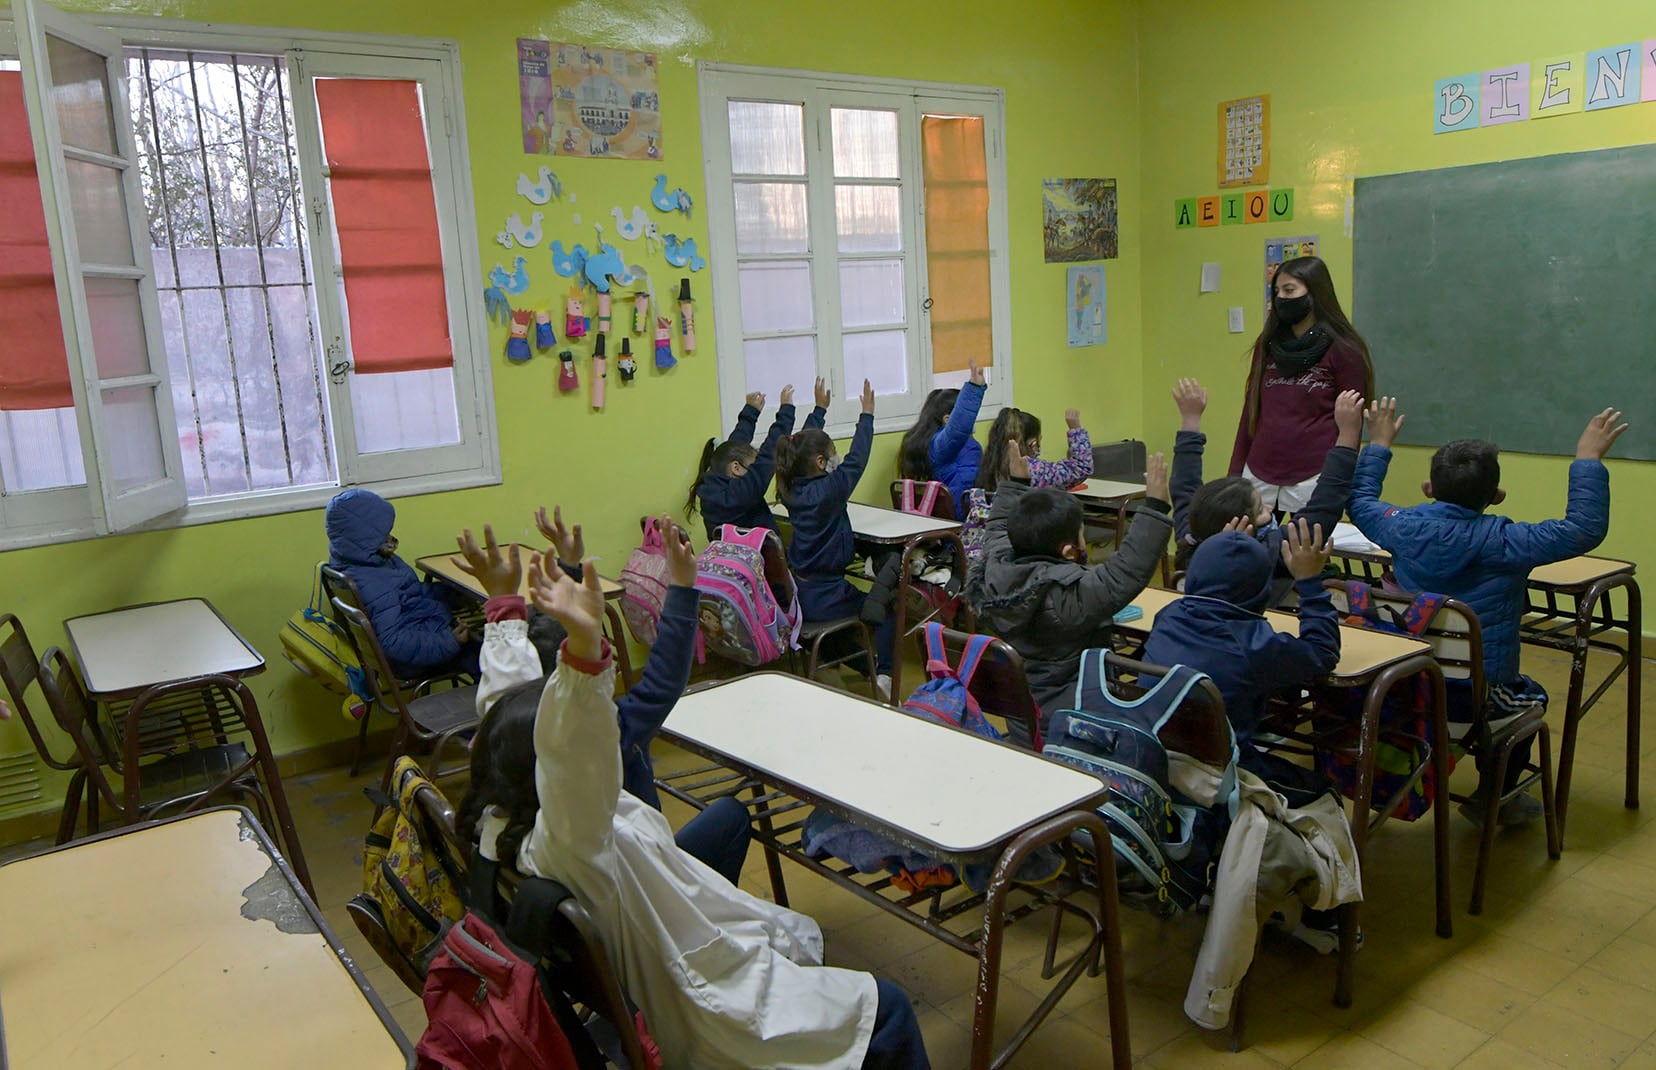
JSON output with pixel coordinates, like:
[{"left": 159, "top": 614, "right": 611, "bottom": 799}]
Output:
[{"left": 1352, "top": 143, "right": 1656, "bottom": 461}]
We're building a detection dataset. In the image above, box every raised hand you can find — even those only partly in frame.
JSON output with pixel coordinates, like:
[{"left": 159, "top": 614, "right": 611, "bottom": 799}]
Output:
[
  {"left": 1172, "top": 378, "right": 1207, "bottom": 432},
  {"left": 1367, "top": 397, "right": 1406, "bottom": 449},
  {"left": 453, "top": 524, "right": 523, "bottom": 600},
  {"left": 1145, "top": 452, "right": 1169, "bottom": 504},
  {"left": 535, "top": 505, "right": 584, "bottom": 567},
  {"left": 745, "top": 391, "right": 766, "bottom": 411},
  {"left": 814, "top": 376, "right": 831, "bottom": 409},
  {"left": 1576, "top": 407, "right": 1629, "bottom": 461},
  {"left": 660, "top": 515, "right": 698, "bottom": 587},
  {"left": 1280, "top": 518, "right": 1333, "bottom": 580},
  {"left": 968, "top": 358, "right": 987, "bottom": 387},
  {"left": 527, "top": 554, "right": 605, "bottom": 661},
  {"left": 1222, "top": 515, "right": 1257, "bottom": 538},
  {"left": 1065, "top": 408, "right": 1082, "bottom": 430},
  {"left": 779, "top": 384, "right": 795, "bottom": 407},
  {"left": 1006, "top": 439, "right": 1032, "bottom": 481},
  {"left": 860, "top": 378, "right": 875, "bottom": 415},
  {"left": 1334, "top": 389, "right": 1365, "bottom": 448}
]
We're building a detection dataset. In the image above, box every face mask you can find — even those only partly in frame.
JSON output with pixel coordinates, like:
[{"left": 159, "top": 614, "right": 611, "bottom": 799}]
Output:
[
  {"left": 1274, "top": 293, "right": 1312, "bottom": 324},
  {"left": 824, "top": 456, "right": 840, "bottom": 473}
]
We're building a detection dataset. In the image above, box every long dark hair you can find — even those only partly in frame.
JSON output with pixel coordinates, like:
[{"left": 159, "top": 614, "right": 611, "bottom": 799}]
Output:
[
  {"left": 685, "top": 437, "right": 758, "bottom": 516},
  {"left": 455, "top": 678, "right": 545, "bottom": 867},
  {"left": 976, "top": 408, "right": 1041, "bottom": 491},
  {"left": 898, "top": 388, "right": 960, "bottom": 481},
  {"left": 1245, "top": 256, "right": 1374, "bottom": 435},
  {"left": 773, "top": 428, "right": 833, "bottom": 502}
]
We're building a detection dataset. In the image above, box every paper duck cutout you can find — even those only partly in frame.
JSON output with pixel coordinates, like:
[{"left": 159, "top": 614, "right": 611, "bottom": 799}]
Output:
[
  {"left": 506, "top": 211, "right": 544, "bottom": 248},
  {"left": 644, "top": 221, "right": 661, "bottom": 255},
  {"left": 584, "top": 242, "right": 628, "bottom": 292},
  {"left": 550, "top": 240, "right": 588, "bottom": 279},
  {"left": 494, "top": 231, "right": 514, "bottom": 250},
  {"left": 488, "top": 257, "right": 530, "bottom": 295},
  {"left": 650, "top": 174, "right": 693, "bottom": 217},
  {"left": 517, "top": 166, "right": 561, "bottom": 205},
  {"left": 612, "top": 263, "right": 649, "bottom": 289},
  {"left": 662, "top": 234, "right": 706, "bottom": 272},
  {"left": 611, "top": 205, "right": 650, "bottom": 241}
]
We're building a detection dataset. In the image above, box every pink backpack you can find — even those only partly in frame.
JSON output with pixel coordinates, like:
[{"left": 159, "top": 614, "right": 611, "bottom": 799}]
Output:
[
  {"left": 619, "top": 517, "right": 673, "bottom": 643},
  {"left": 694, "top": 524, "right": 801, "bottom": 666}
]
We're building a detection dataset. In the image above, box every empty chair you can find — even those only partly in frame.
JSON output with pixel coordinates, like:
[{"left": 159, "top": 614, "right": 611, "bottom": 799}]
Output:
[
  {"left": 889, "top": 479, "right": 958, "bottom": 521},
  {"left": 0, "top": 614, "right": 99, "bottom": 844}
]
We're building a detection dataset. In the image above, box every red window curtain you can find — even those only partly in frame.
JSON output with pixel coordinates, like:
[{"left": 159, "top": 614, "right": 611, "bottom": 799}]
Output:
[
  {"left": 921, "top": 116, "right": 992, "bottom": 376},
  {"left": 0, "top": 71, "right": 74, "bottom": 411},
  {"left": 314, "top": 78, "right": 453, "bottom": 375}
]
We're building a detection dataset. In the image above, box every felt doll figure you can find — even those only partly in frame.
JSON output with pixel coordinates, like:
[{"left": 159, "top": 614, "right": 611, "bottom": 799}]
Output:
[
  {"left": 596, "top": 292, "right": 612, "bottom": 334},
  {"left": 557, "top": 350, "right": 579, "bottom": 392},
  {"left": 507, "top": 308, "right": 533, "bottom": 362},
  {"left": 534, "top": 310, "right": 555, "bottom": 351},
  {"left": 565, "top": 293, "right": 588, "bottom": 339},
  {"left": 617, "top": 337, "right": 637, "bottom": 381},
  {"left": 654, "top": 314, "right": 676, "bottom": 369},
  {"left": 632, "top": 291, "right": 649, "bottom": 333}
]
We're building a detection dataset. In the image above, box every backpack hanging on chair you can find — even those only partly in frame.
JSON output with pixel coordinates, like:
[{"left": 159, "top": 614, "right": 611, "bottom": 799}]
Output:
[
  {"left": 619, "top": 517, "right": 674, "bottom": 644},
  {"left": 902, "top": 622, "right": 1006, "bottom": 744},
  {"left": 694, "top": 524, "right": 801, "bottom": 666},
  {"left": 279, "top": 563, "right": 372, "bottom": 721}
]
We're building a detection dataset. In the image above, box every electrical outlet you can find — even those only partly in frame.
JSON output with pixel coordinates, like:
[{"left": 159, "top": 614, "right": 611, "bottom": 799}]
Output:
[{"left": 1228, "top": 307, "right": 1245, "bottom": 333}]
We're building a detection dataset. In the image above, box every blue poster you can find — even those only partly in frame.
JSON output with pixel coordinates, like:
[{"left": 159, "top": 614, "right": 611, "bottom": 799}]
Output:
[{"left": 1067, "top": 265, "right": 1106, "bottom": 347}]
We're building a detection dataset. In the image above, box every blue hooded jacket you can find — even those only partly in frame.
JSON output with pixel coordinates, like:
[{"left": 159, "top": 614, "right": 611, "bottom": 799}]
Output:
[
  {"left": 1348, "top": 445, "right": 1610, "bottom": 687},
  {"left": 928, "top": 380, "right": 986, "bottom": 507},
  {"left": 325, "top": 488, "right": 459, "bottom": 677},
  {"left": 1144, "top": 532, "right": 1340, "bottom": 739}
]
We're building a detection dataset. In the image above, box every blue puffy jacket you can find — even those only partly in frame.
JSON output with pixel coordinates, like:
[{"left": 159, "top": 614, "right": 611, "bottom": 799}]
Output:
[
  {"left": 325, "top": 488, "right": 459, "bottom": 677},
  {"left": 928, "top": 380, "right": 986, "bottom": 508},
  {"left": 1348, "top": 445, "right": 1610, "bottom": 688},
  {"left": 1144, "top": 532, "right": 1340, "bottom": 740}
]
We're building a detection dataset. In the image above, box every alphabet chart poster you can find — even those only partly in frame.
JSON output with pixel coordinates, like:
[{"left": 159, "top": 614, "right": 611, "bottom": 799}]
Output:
[{"left": 1218, "top": 95, "right": 1270, "bottom": 188}]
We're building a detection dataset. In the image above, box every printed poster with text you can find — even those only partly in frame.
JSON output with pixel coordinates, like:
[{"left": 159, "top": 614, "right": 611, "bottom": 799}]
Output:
[{"left": 519, "top": 39, "right": 661, "bottom": 160}]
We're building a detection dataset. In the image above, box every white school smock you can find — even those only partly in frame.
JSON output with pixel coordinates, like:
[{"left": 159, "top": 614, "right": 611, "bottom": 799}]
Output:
[{"left": 478, "top": 624, "right": 877, "bottom": 1070}]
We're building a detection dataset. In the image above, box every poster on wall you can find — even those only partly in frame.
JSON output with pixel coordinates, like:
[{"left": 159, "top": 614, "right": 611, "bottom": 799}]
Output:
[
  {"left": 518, "top": 39, "right": 662, "bottom": 160},
  {"left": 1218, "top": 94, "right": 1269, "bottom": 187},
  {"left": 1042, "top": 179, "right": 1118, "bottom": 262},
  {"left": 1264, "top": 235, "right": 1318, "bottom": 312},
  {"left": 1067, "top": 265, "right": 1106, "bottom": 347}
]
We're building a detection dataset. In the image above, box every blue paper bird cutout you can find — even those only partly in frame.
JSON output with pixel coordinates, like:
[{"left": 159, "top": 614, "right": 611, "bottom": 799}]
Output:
[
  {"left": 550, "top": 240, "right": 589, "bottom": 279},
  {"left": 584, "top": 243, "right": 628, "bottom": 292},
  {"left": 488, "top": 256, "right": 530, "bottom": 295},
  {"left": 662, "top": 234, "right": 706, "bottom": 272},
  {"left": 651, "top": 174, "right": 693, "bottom": 217}
]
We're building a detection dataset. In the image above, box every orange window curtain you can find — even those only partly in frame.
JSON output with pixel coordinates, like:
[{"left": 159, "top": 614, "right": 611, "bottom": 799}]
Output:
[
  {"left": 921, "top": 116, "right": 992, "bottom": 376},
  {"left": 314, "top": 78, "right": 453, "bottom": 375},
  {"left": 0, "top": 71, "right": 74, "bottom": 411}
]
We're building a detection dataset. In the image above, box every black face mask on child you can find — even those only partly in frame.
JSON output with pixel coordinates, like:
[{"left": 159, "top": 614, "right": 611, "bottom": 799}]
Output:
[{"left": 1273, "top": 293, "right": 1313, "bottom": 326}]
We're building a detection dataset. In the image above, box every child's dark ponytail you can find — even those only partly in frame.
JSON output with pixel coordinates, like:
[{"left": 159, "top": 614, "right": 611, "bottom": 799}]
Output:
[
  {"left": 774, "top": 428, "right": 833, "bottom": 502},
  {"left": 685, "top": 437, "right": 760, "bottom": 517},
  {"left": 685, "top": 437, "right": 718, "bottom": 516},
  {"left": 976, "top": 408, "right": 1038, "bottom": 491}
]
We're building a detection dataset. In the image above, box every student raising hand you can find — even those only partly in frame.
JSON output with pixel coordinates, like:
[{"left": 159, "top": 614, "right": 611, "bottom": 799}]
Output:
[
  {"left": 453, "top": 524, "right": 523, "bottom": 599},
  {"left": 1367, "top": 397, "right": 1406, "bottom": 448},
  {"left": 659, "top": 515, "right": 698, "bottom": 587},
  {"left": 1172, "top": 378, "right": 1207, "bottom": 432},
  {"left": 1065, "top": 408, "right": 1082, "bottom": 430},
  {"left": 860, "top": 378, "right": 875, "bottom": 415},
  {"left": 968, "top": 358, "right": 987, "bottom": 387},
  {"left": 1576, "top": 407, "right": 1629, "bottom": 461},
  {"left": 1222, "top": 515, "right": 1256, "bottom": 537},
  {"left": 779, "top": 384, "right": 794, "bottom": 407},
  {"left": 1145, "top": 452, "right": 1170, "bottom": 504},
  {"left": 1006, "top": 439, "right": 1032, "bottom": 481},
  {"left": 1334, "top": 389, "right": 1365, "bottom": 448},
  {"left": 745, "top": 391, "right": 766, "bottom": 411},
  {"left": 814, "top": 376, "right": 831, "bottom": 409},
  {"left": 536, "top": 505, "right": 584, "bottom": 568},
  {"left": 1280, "top": 518, "right": 1333, "bottom": 580},
  {"left": 528, "top": 554, "right": 605, "bottom": 660}
]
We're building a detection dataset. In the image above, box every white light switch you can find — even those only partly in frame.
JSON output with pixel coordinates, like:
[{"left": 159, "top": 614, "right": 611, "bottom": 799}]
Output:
[{"left": 1228, "top": 306, "right": 1245, "bottom": 333}]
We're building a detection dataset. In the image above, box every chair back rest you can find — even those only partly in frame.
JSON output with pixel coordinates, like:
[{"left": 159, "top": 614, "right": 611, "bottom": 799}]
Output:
[
  {"left": 0, "top": 614, "right": 78, "bottom": 771},
  {"left": 1092, "top": 439, "right": 1147, "bottom": 482},
  {"left": 412, "top": 780, "right": 471, "bottom": 884},
  {"left": 1102, "top": 651, "right": 1232, "bottom": 768},
  {"left": 36, "top": 647, "right": 124, "bottom": 810},
  {"left": 1325, "top": 582, "right": 1483, "bottom": 697},
  {"left": 327, "top": 584, "right": 414, "bottom": 716},
  {"left": 889, "top": 479, "right": 957, "bottom": 521},
  {"left": 923, "top": 625, "right": 1041, "bottom": 748}
]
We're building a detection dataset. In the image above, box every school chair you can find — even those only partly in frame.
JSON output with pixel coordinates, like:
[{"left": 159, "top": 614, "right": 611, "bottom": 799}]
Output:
[
  {"left": 889, "top": 479, "right": 958, "bottom": 521},
  {"left": 1083, "top": 438, "right": 1148, "bottom": 549},
  {"left": 0, "top": 614, "right": 99, "bottom": 844},
  {"left": 790, "top": 616, "right": 881, "bottom": 701},
  {"left": 913, "top": 625, "right": 1043, "bottom": 749}
]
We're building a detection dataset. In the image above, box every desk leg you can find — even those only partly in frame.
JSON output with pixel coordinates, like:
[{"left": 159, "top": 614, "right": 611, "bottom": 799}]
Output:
[
  {"left": 1427, "top": 667, "right": 1453, "bottom": 939},
  {"left": 749, "top": 782, "right": 789, "bottom": 909},
  {"left": 1553, "top": 575, "right": 1642, "bottom": 842}
]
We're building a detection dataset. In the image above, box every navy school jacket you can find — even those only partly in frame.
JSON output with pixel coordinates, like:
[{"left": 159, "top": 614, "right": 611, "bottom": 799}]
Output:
[
  {"left": 696, "top": 402, "right": 826, "bottom": 541},
  {"left": 781, "top": 411, "right": 874, "bottom": 582}
]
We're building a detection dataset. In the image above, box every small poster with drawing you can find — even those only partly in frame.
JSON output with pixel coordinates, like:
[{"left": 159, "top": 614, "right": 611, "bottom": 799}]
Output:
[
  {"left": 1067, "top": 265, "right": 1106, "bottom": 347},
  {"left": 1219, "top": 95, "right": 1270, "bottom": 188},
  {"left": 519, "top": 39, "right": 662, "bottom": 160}
]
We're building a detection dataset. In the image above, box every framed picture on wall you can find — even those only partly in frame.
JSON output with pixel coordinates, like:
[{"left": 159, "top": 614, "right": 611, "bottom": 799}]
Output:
[{"left": 1218, "top": 94, "right": 1269, "bottom": 188}]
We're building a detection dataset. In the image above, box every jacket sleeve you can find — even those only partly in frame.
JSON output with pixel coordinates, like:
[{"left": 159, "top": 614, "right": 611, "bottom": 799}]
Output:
[
  {"left": 967, "top": 477, "right": 1026, "bottom": 604},
  {"left": 374, "top": 593, "right": 461, "bottom": 670},
  {"left": 1078, "top": 500, "right": 1172, "bottom": 618},
  {"left": 822, "top": 412, "right": 875, "bottom": 502},
  {"left": 1295, "top": 445, "right": 1358, "bottom": 534},
  {"left": 929, "top": 380, "right": 986, "bottom": 469},
  {"left": 728, "top": 402, "right": 761, "bottom": 446},
  {"left": 1347, "top": 445, "right": 1400, "bottom": 544},
  {"left": 616, "top": 584, "right": 699, "bottom": 753},
  {"left": 520, "top": 645, "right": 621, "bottom": 876},
  {"left": 729, "top": 404, "right": 796, "bottom": 504},
  {"left": 1171, "top": 429, "right": 1207, "bottom": 546},
  {"left": 1499, "top": 459, "right": 1611, "bottom": 568},
  {"left": 475, "top": 597, "right": 543, "bottom": 719},
  {"left": 1258, "top": 577, "right": 1342, "bottom": 685},
  {"left": 1028, "top": 427, "right": 1093, "bottom": 487},
  {"left": 803, "top": 405, "right": 827, "bottom": 433}
]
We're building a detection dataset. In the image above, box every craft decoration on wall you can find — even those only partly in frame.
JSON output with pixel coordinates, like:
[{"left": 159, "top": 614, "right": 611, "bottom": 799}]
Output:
[
  {"left": 611, "top": 205, "right": 650, "bottom": 240},
  {"left": 662, "top": 234, "right": 705, "bottom": 271},
  {"left": 484, "top": 285, "right": 511, "bottom": 325},
  {"left": 1175, "top": 188, "right": 1293, "bottom": 228},
  {"left": 565, "top": 288, "right": 589, "bottom": 339},
  {"left": 507, "top": 309, "right": 534, "bottom": 362},
  {"left": 1264, "top": 235, "right": 1319, "bottom": 312},
  {"left": 585, "top": 243, "right": 628, "bottom": 291},
  {"left": 613, "top": 263, "right": 649, "bottom": 289},
  {"left": 517, "top": 166, "right": 562, "bottom": 204},
  {"left": 1042, "top": 179, "right": 1118, "bottom": 262},
  {"left": 632, "top": 291, "right": 649, "bottom": 333},
  {"left": 489, "top": 257, "right": 530, "bottom": 294},
  {"left": 655, "top": 315, "right": 676, "bottom": 369},
  {"left": 535, "top": 310, "right": 554, "bottom": 351},
  {"left": 494, "top": 231, "right": 513, "bottom": 249},
  {"left": 550, "top": 240, "right": 588, "bottom": 278},
  {"left": 591, "top": 333, "right": 607, "bottom": 410},
  {"left": 1066, "top": 265, "right": 1106, "bottom": 348},
  {"left": 505, "top": 212, "right": 544, "bottom": 248},
  {"left": 557, "top": 349, "right": 579, "bottom": 392},
  {"left": 596, "top": 292, "right": 613, "bottom": 333},
  {"left": 650, "top": 174, "right": 693, "bottom": 217},
  {"left": 519, "top": 39, "right": 661, "bottom": 160},
  {"left": 617, "top": 337, "right": 636, "bottom": 381},
  {"left": 1433, "top": 37, "right": 1654, "bottom": 133},
  {"left": 677, "top": 278, "right": 696, "bottom": 353},
  {"left": 1218, "top": 95, "right": 1269, "bottom": 188}
]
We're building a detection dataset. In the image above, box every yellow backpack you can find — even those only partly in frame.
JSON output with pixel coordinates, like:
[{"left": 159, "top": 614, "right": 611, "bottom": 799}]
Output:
[{"left": 279, "top": 563, "right": 370, "bottom": 721}]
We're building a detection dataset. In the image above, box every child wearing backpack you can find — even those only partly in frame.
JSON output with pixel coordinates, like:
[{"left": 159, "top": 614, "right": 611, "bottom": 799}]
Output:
[
  {"left": 961, "top": 406, "right": 1093, "bottom": 564},
  {"left": 459, "top": 533, "right": 931, "bottom": 1070},
  {"left": 687, "top": 379, "right": 832, "bottom": 542},
  {"left": 776, "top": 379, "right": 896, "bottom": 698}
]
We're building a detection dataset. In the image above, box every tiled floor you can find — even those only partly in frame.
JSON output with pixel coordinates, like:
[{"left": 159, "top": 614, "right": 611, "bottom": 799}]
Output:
[{"left": 15, "top": 640, "right": 1652, "bottom": 1068}]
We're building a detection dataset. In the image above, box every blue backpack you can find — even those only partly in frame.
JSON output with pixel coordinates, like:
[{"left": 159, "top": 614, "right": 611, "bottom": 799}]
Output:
[
  {"left": 901, "top": 623, "right": 1002, "bottom": 741},
  {"left": 1044, "top": 651, "right": 1234, "bottom": 916}
]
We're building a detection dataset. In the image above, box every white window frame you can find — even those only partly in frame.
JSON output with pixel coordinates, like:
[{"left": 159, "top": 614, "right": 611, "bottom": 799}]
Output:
[
  {"left": 0, "top": 9, "right": 497, "bottom": 548},
  {"left": 699, "top": 63, "right": 1012, "bottom": 439}
]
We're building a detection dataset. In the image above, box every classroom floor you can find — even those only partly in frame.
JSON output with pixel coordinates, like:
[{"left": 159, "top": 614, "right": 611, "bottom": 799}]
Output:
[{"left": 18, "top": 641, "right": 1650, "bottom": 1068}]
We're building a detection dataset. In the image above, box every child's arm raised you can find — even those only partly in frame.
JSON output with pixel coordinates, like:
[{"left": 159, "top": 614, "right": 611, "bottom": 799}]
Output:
[
  {"left": 1079, "top": 453, "right": 1172, "bottom": 617},
  {"left": 741, "top": 385, "right": 797, "bottom": 496},
  {"left": 823, "top": 380, "right": 877, "bottom": 499},
  {"left": 929, "top": 359, "right": 987, "bottom": 467},
  {"left": 1348, "top": 397, "right": 1404, "bottom": 542},
  {"left": 616, "top": 518, "right": 700, "bottom": 751},
  {"left": 729, "top": 392, "right": 765, "bottom": 446},
  {"left": 803, "top": 376, "right": 830, "bottom": 432},
  {"left": 1170, "top": 378, "right": 1208, "bottom": 545},
  {"left": 1266, "top": 520, "right": 1341, "bottom": 682},
  {"left": 1027, "top": 409, "right": 1093, "bottom": 487},
  {"left": 453, "top": 526, "right": 541, "bottom": 719},
  {"left": 1293, "top": 389, "right": 1365, "bottom": 537},
  {"left": 1502, "top": 408, "right": 1622, "bottom": 568}
]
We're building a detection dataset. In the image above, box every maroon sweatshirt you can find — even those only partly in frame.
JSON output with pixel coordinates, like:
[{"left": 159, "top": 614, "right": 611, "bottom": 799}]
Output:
[{"left": 1228, "top": 336, "right": 1367, "bottom": 485}]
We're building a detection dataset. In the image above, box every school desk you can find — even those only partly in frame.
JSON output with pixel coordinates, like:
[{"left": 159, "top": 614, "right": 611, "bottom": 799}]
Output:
[
  {"left": 1072, "top": 478, "right": 1148, "bottom": 550},
  {"left": 656, "top": 672, "right": 1132, "bottom": 1070},
  {"left": 0, "top": 807, "right": 411, "bottom": 1070},
  {"left": 773, "top": 499, "right": 963, "bottom": 543},
  {"left": 1115, "top": 586, "right": 1453, "bottom": 1005}
]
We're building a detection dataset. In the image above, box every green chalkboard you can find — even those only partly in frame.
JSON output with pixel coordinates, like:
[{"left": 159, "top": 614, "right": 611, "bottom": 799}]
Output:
[{"left": 1352, "top": 143, "right": 1656, "bottom": 461}]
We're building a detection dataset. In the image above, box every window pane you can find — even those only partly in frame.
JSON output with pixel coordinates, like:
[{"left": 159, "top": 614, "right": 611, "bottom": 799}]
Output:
[
  {"left": 349, "top": 366, "right": 461, "bottom": 455},
  {"left": 45, "top": 35, "right": 115, "bottom": 156},
  {"left": 839, "top": 259, "right": 905, "bottom": 328},
  {"left": 0, "top": 407, "right": 86, "bottom": 492},
  {"left": 831, "top": 108, "right": 899, "bottom": 179},
  {"left": 727, "top": 101, "right": 804, "bottom": 176},
  {"left": 842, "top": 330, "right": 907, "bottom": 397},
  {"left": 100, "top": 384, "right": 167, "bottom": 491},
  {"left": 64, "top": 158, "right": 135, "bottom": 265},
  {"left": 835, "top": 185, "right": 900, "bottom": 254},
  {"left": 738, "top": 260, "right": 813, "bottom": 335},
  {"left": 741, "top": 335, "right": 815, "bottom": 400},
  {"left": 84, "top": 275, "right": 149, "bottom": 378},
  {"left": 733, "top": 181, "right": 808, "bottom": 255}
]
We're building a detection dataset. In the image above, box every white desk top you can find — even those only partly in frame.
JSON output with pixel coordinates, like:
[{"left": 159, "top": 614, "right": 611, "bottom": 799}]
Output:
[
  {"left": 772, "top": 501, "right": 961, "bottom": 543},
  {"left": 664, "top": 672, "right": 1104, "bottom": 855},
  {"left": 0, "top": 809, "right": 408, "bottom": 1069},
  {"left": 1071, "top": 479, "right": 1147, "bottom": 502},
  {"left": 64, "top": 598, "right": 264, "bottom": 697},
  {"left": 416, "top": 545, "right": 623, "bottom": 599}
]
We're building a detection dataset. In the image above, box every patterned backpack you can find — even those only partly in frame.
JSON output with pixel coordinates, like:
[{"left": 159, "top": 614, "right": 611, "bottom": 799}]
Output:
[
  {"left": 901, "top": 622, "right": 1003, "bottom": 742},
  {"left": 694, "top": 524, "right": 801, "bottom": 666},
  {"left": 619, "top": 516, "right": 673, "bottom": 644}
]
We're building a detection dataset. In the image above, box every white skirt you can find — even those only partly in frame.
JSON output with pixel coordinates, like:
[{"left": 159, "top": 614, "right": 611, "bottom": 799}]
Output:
[{"left": 1242, "top": 465, "right": 1320, "bottom": 513}]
